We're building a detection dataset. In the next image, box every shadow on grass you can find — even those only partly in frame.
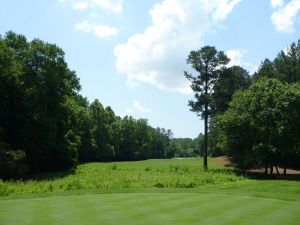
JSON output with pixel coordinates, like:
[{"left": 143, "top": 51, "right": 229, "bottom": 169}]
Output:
[
  {"left": 214, "top": 156, "right": 300, "bottom": 181},
  {"left": 236, "top": 170, "right": 300, "bottom": 181},
  {"left": 23, "top": 168, "right": 76, "bottom": 181}
]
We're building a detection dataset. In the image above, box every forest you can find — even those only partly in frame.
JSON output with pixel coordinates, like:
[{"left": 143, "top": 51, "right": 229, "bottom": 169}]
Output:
[
  {"left": 0, "top": 32, "right": 174, "bottom": 179},
  {"left": 0, "top": 31, "right": 299, "bottom": 180}
]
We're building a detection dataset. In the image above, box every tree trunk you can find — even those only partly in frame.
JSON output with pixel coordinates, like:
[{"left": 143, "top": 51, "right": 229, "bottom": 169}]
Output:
[
  {"left": 203, "top": 72, "right": 208, "bottom": 171},
  {"left": 284, "top": 166, "right": 287, "bottom": 175},
  {"left": 269, "top": 165, "right": 273, "bottom": 175},
  {"left": 275, "top": 165, "right": 280, "bottom": 175},
  {"left": 264, "top": 164, "right": 268, "bottom": 175},
  {"left": 204, "top": 104, "right": 208, "bottom": 170}
]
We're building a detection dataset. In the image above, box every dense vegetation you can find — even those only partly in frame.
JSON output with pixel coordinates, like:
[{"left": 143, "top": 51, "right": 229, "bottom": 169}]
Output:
[
  {"left": 0, "top": 32, "right": 174, "bottom": 179},
  {"left": 0, "top": 158, "right": 241, "bottom": 197},
  {"left": 186, "top": 41, "right": 300, "bottom": 172},
  {"left": 169, "top": 135, "right": 204, "bottom": 157}
]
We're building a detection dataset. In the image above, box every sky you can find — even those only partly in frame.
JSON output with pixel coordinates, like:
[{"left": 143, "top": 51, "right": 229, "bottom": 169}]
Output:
[{"left": 0, "top": 0, "right": 300, "bottom": 138}]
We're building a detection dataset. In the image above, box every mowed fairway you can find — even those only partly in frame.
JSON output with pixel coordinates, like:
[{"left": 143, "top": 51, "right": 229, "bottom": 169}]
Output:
[
  {"left": 0, "top": 192, "right": 299, "bottom": 225},
  {"left": 0, "top": 158, "right": 299, "bottom": 225}
]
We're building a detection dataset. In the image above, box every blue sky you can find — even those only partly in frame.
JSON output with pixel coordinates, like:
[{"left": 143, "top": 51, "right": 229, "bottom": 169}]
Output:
[{"left": 0, "top": 0, "right": 300, "bottom": 138}]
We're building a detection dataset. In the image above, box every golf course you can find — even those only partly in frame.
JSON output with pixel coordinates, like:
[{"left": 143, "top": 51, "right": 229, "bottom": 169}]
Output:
[
  {"left": 0, "top": 158, "right": 299, "bottom": 225},
  {"left": 1, "top": 4, "right": 300, "bottom": 224}
]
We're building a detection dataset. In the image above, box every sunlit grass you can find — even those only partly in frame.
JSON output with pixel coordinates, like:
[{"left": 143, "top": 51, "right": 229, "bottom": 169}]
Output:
[
  {"left": 0, "top": 158, "right": 243, "bottom": 197},
  {"left": 0, "top": 192, "right": 299, "bottom": 225}
]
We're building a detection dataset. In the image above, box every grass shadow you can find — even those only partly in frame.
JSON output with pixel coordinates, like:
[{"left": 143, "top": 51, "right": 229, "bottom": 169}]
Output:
[
  {"left": 23, "top": 168, "right": 76, "bottom": 181},
  {"left": 236, "top": 170, "right": 300, "bottom": 181}
]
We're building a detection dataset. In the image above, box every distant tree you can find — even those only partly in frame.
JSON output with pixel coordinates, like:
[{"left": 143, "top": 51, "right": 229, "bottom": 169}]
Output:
[
  {"left": 274, "top": 40, "right": 300, "bottom": 83},
  {"left": 89, "top": 99, "right": 115, "bottom": 161},
  {"left": 209, "top": 65, "right": 250, "bottom": 156},
  {"left": 211, "top": 66, "right": 250, "bottom": 116},
  {"left": 185, "top": 46, "right": 229, "bottom": 169},
  {"left": 193, "top": 133, "right": 204, "bottom": 156},
  {"left": 169, "top": 137, "right": 202, "bottom": 157},
  {"left": 254, "top": 40, "right": 300, "bottom": 83},
  {"left": 118, "top": 116, "right": 136, "bottom": 161},
  {"left": 252, "top": 59, "right": 276, "bottom": 81},
  {"left": 151, "top": 127, "right": 167, "bottom": 158}
]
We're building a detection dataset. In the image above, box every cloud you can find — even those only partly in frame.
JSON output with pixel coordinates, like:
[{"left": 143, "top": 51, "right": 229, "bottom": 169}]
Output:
[
  {"left": 61, "top": 0, "right": 124, "bottom": 13},
  {"left": 133, "top": 100, "right": 152, "bottom": 113},
  {"left": 92, "top": 0, "right": 123, "bottom": 14},
  {"left": 125, "top": 108, "right": 134, "bottom": 113},
  {"left": 114, "top": 0, "right": 242, "bottom": 94},
  {"left": 270, "top": 0, "right": 284, "bottom": 8},
  {"left": 126, "top": 100, "right": 152, "bottom": 114},
  {"left": 212, "top": 0, "right": 242, "bottom": 21},
  {"left": 74, "top": 21, "right": 118, "bottom": 39},
  {"left": 226, "top": 49, "right": 243, "bottom": 67},
  {"left": 226, "top": 49, "right": 258, "bottom": 74},
  {"left": 73, "top": 1, "right": 89, "bottom": 11},
  {"left": 270, "top": 0, "right": 300, "bottom": 33}
]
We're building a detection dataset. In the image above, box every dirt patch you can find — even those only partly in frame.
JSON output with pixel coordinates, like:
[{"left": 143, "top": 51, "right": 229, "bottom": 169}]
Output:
[
  {"left": 214, "top": 156, "right": 300, "bottom": 175},
  {"left": 249, "top": 167, "right": 300, "bottom": 175},
  {"left": 214, "top": 156, "right": 234, "bottom": 167}
]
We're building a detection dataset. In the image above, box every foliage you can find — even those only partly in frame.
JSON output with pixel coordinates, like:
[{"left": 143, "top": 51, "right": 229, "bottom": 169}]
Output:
[
  {"left": 169, "top": 135, "right": 204, "bottom": 157},
  {"left": 0, "top": 158, "right": 243, "bottom": 197},
  {"left": 0, "top": 32, "right": 173, "bottom": 179},
  {"left": 211, "top": 65, "right": 251, "bottom": 116},
  {"left": 253, "top": 39, "right": 300, "bottom": 83},
  {"left": 0, "top": 149, "right": 28, "bottom": 179},
  {"left": 185, "top": 46, "right": 229, "bottom": 169},
  {"left": 218, "top": 78, "right": 300, "bottom": 171}
]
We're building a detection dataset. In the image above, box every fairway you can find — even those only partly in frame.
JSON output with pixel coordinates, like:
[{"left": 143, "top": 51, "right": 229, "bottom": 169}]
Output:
[
  {"left": 1, "top": 159, "right": 299, "bottom": 224},
  {"left": 0, "top": 192, "right": 299, "bottom": 225}
]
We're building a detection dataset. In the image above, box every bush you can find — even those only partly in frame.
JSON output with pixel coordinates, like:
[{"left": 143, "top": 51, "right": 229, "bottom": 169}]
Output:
[{"left": 0, "top": 149, "right": 29, "bottom": 179}]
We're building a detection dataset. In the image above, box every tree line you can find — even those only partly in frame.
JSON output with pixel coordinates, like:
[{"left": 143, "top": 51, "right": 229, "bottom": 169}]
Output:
[
  {"left": 0, "top": 32, "right": 173, "bottom": 179},
  {"left": 186, "top": 41, "right": 300, "bottom": 174},
  {"left": 169, "top": 134, "right": 204, "bottom": 158}
]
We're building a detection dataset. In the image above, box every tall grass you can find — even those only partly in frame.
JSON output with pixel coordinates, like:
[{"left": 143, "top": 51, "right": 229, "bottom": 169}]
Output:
[{"left": 0, "top": 158, "right": 244, "bottom": 197}]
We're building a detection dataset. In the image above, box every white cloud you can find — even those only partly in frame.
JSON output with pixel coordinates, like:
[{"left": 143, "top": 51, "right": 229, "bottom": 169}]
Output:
[
  {"left": 73, "top": 1, "right": 89, "bottom": 11},
  {"left": 92, "top": 0, "right": 123, "bottom": 14},
  {"left": 125, "top": 108, "right": 134, "bottom": 113},
  {"left": 271, "top": 0, "right": 300, "bottom": 33},
  {"left": 114, "top": 0, "right": 242, "bottom": 94},
  {"left": 212, "top": 0, "right": 242, "bottom": 21},
  {"left": 74, "top": 21, "right": 118, "bottom": 39},
  {"left": 61, "top": 0, "right": 123, "bottom": 13},
  {"left": 133, "top": 100, "right": 152, "bottom": 113},
  {"left": 226, "top": 49, "right": 243, "bottom": 67},
  {"left": 90, "top": 13, "right": 99, "bottom": 18},
  {"left": 271, "top": 0, "right": 284, "bottom": 8},
  {"left": 126, "top": 100, "right": 152, "bottom": 114},
  {"left": 226, "top": 49, "right": 258, "bottom": 74}
]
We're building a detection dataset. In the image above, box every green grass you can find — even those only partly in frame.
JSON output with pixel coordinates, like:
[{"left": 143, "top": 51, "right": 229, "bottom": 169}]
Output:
[
  {"left": 0, "top": 192, "right": 299, "bottom": 225},
  {"left": 0, "top": 157, "right": 299, "bottom": 225},
  {"left": 0, "top": 158, "right": 243, "bottom": 197}
]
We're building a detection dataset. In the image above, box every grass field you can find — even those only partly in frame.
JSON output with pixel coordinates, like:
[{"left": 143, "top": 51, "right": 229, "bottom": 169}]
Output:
[
  {"left": 0, "top": 158, "right": 242, "bottom": 197},
  {"left": 0, "top": 158, "right": 299, "bottom": 225}
]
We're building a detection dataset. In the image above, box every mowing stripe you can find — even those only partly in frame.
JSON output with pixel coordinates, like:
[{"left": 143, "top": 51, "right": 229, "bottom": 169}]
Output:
[{"left": 0, "top": 193, "right": 299, "bottom": 225}]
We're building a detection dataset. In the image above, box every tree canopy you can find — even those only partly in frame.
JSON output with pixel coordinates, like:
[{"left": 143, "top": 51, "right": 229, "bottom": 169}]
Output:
[
  {"left": 0, "top": 32, "right": 174, "bottom": 179},
  {"left": 217, "top": 78, "right": 300, "bottom": 173}
]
